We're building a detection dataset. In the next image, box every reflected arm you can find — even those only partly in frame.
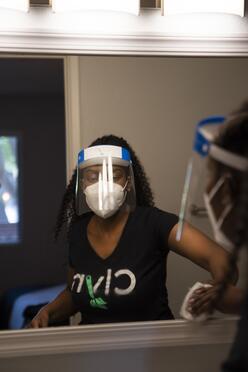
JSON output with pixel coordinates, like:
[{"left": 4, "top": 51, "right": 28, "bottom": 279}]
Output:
[
  {"left": 29, "top": 266, "right": 78, "bottom": 328},
  {"left": 45, "top": 266, "right": 78, "bottom": 324}
]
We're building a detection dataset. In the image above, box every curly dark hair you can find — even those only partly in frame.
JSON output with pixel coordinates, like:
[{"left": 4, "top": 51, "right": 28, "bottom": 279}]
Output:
[
  {"left": 54, "top": 134, "right": 154, "bottom": 241},
  {"left": 208, "top": 101, "right": 248, "bottom": 309}
]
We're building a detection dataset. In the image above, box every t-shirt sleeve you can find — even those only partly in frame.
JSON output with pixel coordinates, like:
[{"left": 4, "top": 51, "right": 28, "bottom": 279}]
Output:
[{"left": 153, "top": 207, "right": 178, "bottom": 247}]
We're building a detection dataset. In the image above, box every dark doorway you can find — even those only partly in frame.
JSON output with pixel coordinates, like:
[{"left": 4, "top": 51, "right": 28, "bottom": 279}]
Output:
[{"left": 0, "top": 58, "right": 67, "bottom": 294}]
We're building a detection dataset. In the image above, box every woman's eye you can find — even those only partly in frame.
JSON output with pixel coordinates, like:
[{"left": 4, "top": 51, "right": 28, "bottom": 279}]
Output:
[
  {"left": 86, "top": 172, "right": 98, "bottom": 182},
  {"left": 90, "top": 174, "right": 98, "bottom": 181},
  {"left": 113, "top": 171, "right": 123, "bottom": 180}
]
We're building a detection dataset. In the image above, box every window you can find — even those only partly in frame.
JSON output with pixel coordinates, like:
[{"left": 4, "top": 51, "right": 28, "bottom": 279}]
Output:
[{"left": 0, "top": 135, "right": 20, "bottom": 244}]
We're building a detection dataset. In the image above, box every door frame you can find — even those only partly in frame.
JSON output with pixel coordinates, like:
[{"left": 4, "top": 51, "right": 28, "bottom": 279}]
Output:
[{"left": 63, "top": 56, "right": 81, "bottom": 182}]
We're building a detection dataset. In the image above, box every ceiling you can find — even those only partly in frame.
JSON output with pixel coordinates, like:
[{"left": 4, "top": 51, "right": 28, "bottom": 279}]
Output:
[{"left": 0, "top": 58, "right": 64, "bottom": 96}]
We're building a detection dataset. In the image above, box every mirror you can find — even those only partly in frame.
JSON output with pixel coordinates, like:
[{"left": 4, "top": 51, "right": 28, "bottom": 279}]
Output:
[
  {"left": 0, "top": 0, "right": 247, "bottom": 335},
  {"left": 0, "top": 54, "right": 247, "bottom": 331}
]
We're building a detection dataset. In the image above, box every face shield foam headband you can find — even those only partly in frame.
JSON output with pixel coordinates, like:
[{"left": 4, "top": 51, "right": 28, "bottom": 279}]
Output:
[
  {"left": 176, "top": 115, "right": 248, "bottom": 246},
  {"left": 75, "top": 145, "right": 136, "bottom": 218}
]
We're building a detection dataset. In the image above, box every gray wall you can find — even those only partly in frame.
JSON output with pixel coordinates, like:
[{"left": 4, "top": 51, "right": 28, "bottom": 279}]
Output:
[
  {"left": 78, "top": 56, "right": 248, "bottom": 316},
  {"left": 0, "top": 345, "right": 229, "bottom": 372},
  {"left": 0, "top": 343, "right": 231, "bottom": 372}
]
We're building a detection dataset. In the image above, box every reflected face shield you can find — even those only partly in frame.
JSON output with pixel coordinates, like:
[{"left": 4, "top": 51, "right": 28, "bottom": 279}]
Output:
[
  {"left": 75, "top": 145, "right": 136, "bottom": 218},
  {"left": 176, "top": 115, "right": 248, "bottom": 245}
]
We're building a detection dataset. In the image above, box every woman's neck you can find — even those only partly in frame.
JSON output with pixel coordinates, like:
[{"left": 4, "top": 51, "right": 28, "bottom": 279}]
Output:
[{"left": 92, "top": 208, "right": 129, "bottom": 234}]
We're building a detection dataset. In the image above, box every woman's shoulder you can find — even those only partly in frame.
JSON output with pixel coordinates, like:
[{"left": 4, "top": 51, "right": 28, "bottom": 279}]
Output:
[
  {"left": 132, "top": 206, "right": 178, "bottom": 240},
  {"left": 134, "top": 206, "right": 178, "bottom": 222}
]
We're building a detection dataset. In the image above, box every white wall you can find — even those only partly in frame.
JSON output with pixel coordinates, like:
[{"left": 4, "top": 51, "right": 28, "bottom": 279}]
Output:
[{"left": 78, "top": 56, "right": 248, "bottom": 316}]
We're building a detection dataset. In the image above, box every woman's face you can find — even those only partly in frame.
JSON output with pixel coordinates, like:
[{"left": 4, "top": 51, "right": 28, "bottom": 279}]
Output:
[{"left": 82, "top": 165, "right": 128, "bottom": 189}]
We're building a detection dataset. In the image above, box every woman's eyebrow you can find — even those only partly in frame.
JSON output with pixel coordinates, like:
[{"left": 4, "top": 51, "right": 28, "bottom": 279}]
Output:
[
  {"left": 113, "top": 166, "right": 124, "bottom": 171},
  {"left": 85, "top": 167, "right": 100, "bottom": 173}
]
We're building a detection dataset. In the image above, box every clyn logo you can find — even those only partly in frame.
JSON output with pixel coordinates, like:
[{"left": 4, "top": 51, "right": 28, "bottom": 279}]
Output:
[{"left": 71, "top": 269, "right": 136, "bottom": 296}]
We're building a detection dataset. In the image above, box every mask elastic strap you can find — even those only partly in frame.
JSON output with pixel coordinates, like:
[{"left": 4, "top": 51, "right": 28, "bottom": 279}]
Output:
[
  {"left": 208, "top": 176, "right": 226, "bottom": 201},
  {"left": 216, "top": 203, "right": 233, "bottom": 229},
  {"left": 122, "top": 179, "right": 129, "bottom": 191}
]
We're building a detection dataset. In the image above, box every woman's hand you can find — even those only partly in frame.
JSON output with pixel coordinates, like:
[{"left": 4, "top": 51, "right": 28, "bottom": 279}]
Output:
[
  {"left": 187, "top": 283, "right": 220, "bottom": 316},
  {"left": 187, "top": 282, "right": 243, "bottom": 316},
  {"left": 26, "top": 307, "right": 50, "bottom": 328},
  {"left": 169, "top": 222, "right": 241, "bottom": 316},
  {"left": 25, "top": 284, "right": 77, "bottom": 329}
]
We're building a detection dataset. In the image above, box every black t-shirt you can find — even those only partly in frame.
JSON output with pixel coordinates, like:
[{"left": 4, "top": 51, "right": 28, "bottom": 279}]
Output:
[{"left": 69, "top": 206, "right": 178, "bottom": 324}]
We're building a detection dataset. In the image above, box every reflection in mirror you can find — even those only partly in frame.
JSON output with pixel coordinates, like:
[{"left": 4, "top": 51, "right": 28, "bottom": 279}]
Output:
[{"left": 0, "top": 55, "right": 247, "bottom": 332}]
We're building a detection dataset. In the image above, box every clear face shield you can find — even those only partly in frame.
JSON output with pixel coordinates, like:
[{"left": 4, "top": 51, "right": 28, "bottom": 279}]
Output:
[
  {"left": 176, "top": 116, "right": 248, "bottom": 249},
  {"left": 75, "top": 145, "right": 136, "bottom": 219}
]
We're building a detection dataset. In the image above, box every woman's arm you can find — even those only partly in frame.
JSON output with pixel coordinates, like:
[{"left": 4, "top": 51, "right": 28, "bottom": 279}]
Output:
[
  {"left": 29, "top": 266, "right": 78, "bottom": 328},
  {"left": 189, "top": 283, "right": 243, "bottom": 315},
  {"left": 168, "top": 222, "right": 243, "bottom": 314}
]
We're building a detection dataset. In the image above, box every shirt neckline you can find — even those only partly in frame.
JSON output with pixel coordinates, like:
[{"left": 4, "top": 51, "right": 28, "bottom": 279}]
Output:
[{"left": 84, "top": 210, "right": 133, "bottom": 262}]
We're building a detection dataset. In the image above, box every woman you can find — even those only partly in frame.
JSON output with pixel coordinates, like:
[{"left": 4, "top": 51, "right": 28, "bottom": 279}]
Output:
[
  {"left": 185, "top": 103, "right": 248, "bottom": 371},
  {"left": 29, "top": 135, "right": 237, "bottom": 327}
]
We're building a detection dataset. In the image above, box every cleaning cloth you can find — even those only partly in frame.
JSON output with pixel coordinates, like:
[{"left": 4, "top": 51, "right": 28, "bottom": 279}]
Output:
[{"left": 180, "top": 281, "right": 213, "bottom": 321}]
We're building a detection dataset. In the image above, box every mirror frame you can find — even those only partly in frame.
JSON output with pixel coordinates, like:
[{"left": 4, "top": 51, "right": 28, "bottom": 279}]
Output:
[
  {"left": 0, "top": 317, "right": 238, "bottom": 357},
  {"left": 0, "top": 7, "right": 248, "bottom": 57}
]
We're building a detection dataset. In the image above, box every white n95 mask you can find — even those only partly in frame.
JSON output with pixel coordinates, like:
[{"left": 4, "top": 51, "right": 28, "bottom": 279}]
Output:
[{"left": 84, "top": 181, "right": 127, "bottom": 219}]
